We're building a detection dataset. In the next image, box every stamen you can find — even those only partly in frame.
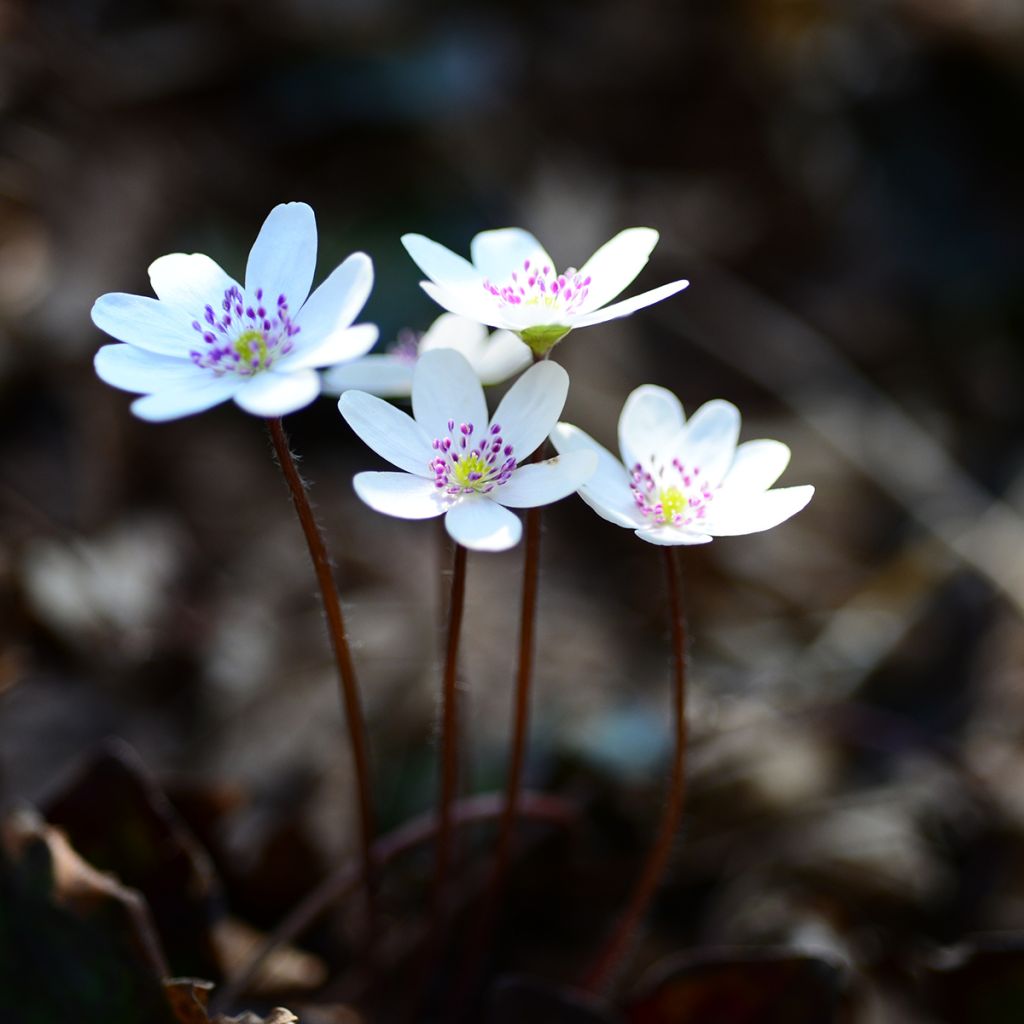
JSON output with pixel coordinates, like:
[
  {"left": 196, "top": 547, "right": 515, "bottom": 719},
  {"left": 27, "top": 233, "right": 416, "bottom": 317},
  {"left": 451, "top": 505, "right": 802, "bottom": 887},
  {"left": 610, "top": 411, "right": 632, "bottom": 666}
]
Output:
[{"left": 430, "top": 421, "right": 517, "bottom": 497}]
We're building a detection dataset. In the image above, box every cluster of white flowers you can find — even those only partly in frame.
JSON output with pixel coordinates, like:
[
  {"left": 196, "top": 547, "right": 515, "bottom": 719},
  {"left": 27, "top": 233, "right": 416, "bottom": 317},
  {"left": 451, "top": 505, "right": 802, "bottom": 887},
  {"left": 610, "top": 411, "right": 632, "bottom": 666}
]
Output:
[{"left": 92, "top": 204, "right": 812, "bottom": 550}]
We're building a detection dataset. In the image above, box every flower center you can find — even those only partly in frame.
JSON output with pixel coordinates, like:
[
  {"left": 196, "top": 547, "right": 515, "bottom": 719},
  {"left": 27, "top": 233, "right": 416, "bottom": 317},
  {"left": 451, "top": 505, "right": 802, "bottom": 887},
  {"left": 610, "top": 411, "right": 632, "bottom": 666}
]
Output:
[
  {"left": 189, "top": 285, "right": 300, "bottom": 377},
  {"left": 630, "top": 457, "right": 716, "bottom": 527},
  {"left": 389, "top": 328, "right": 422, "bottom": 365},
  {"left": 430, "top": 420, "right": 516, "bottom": 497},
  {"left": 483, "top": 259, "right": 591, "bottom": 318}
]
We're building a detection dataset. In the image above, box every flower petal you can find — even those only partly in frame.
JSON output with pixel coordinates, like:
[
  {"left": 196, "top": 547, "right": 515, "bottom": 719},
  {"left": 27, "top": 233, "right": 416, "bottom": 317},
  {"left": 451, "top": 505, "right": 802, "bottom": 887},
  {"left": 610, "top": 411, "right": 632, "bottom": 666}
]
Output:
[
  {"left": 469, "top": 228, "right": 554, "bottom": 283},
  {"left": 551, "top": 422, "right": 642, "bottom": 528},
  {"left": 233, "top": 368, "right": 321, "bottom": 416},
  {"left": 94, "top": 344, "right": 207, "bottom": 394},
  {"left": 412, "top": 348, "right": 488, "bottom": 446},
  {"left": 420, "top": 281, "right": 509, "bottom": 330},
  {"left": 246, "top": 202, "right": 317, "bottom": 308},
  {"left": 92, "top": 293, "right": 198, "bottom": 356},
  {"left": 129, "top": 377, "right": 240, "bottom": 421},
  {"left": 321, "top": 355, "right": 414, "bottom": 398},
  {"left": 706, "top": 485, "right": 814, "bottom": 536},
  {"left": 719, "top": 439, "right": 792, "bottom": 497},
  {"left": 402, "top": 233, "right": 484, "bottom": 290},
  {"left": 419, "top": 313, "right": 488, "bottom": 357},
  {"left": 353, "top": 472, "right": 446, "bottom": 520},
  {"left": 148, "top": 253, "right": 238, "bottom": 314},
  {"left": 635, "top": 524, "right": 714, "bottom": 546},
  {"left": 472, "top": 330, "right": 533, "bottom": 385},
  {"left": 493, "top": 449, "right": 597, "bottom": 509},
  {"left": 278, "top": 323, "right": 379, "bottom": 371},
  {"left": 444, "top": 496, "right": 522, "bottom": 551},
  {"left": 675, "top": 399, "right": 740, "bottom": 488},
  {"left": 618, "top": 385, "right": 686, "bottom": 472},
  {"left": 293, "top": 252, "right": 373, "bottom": 348},
  {"left": 574, "top": 228, "right": 660, "bottom": 314},
  {"left": 339, "top": 390, "right": 435, "bottom": 477},
  {"left": 491, "top": 360, "right": 568, "bottom": 459},
  {"left": 572, "top": 279, "right": 689, "bottom": 328}
]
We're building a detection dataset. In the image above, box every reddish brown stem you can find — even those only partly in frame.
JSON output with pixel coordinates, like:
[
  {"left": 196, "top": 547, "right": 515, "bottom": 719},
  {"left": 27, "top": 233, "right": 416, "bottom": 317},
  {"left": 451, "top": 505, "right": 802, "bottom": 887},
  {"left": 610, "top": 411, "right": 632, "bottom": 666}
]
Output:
[
  {"left": 581, "top": 545, "right": 688, "bottom": 992},
  {"left": 266, "top": 417, "right": 376, "bottom": 916}
]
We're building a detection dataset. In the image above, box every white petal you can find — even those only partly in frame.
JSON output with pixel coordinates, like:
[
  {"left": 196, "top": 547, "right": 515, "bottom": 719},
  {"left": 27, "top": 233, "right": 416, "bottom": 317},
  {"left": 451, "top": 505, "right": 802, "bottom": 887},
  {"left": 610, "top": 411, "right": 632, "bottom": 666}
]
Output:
[
  {"left": 412, "top": 349, "right": 488, "bottom": 445},
  {"left": 491, "top": 360, "right": 568, "bottom": 459},
  {"left": 572, "top": 279, "right": 689, "bottom": 328},
  {"left": 321, "top": 355, "right": 414, "bottom": 398},
  {"left": 618, "top": 385, "right": 686, "bottom": 471},
  {"left": 493, "top": 450, "right": 597, "bottom": 509},
  {"left": 635, "top": 524, "right": 714, "bottom": 546},
  {"left": 147, "top": 253, "right": 238, "bottom": 314},
  {"left": 338, "top": 390, "right": 435, "bottom": 476},
  {"left": 233, "top": 368, "right": 321, "bottom": 416},
  {"left": 129, "top": 377, "right": 240, "bottom": 421},
  {"left": 278, "top": 323, "right": 378, "bottom": 371},
  {"left": 92, "top": 293, "right": 197, "bottom": 356},
  {"left": 246, "top": 202, "right": 317, "bottom": 308},
  {"left": 444, "top": 497, "right": 522, "bottom": 551},
  {"left": 94, "top": 344, "right": 206, "bottom": 394},
  {"left": 293, "top": 252, "right": 373, "bottom": 348},
  {"left": 574, "top": 228, "right": 660, "bottom": 314},
  {"left": 352, "top": 472, "right": 446, "bottom": 520},
  {"left": 419, "top": 313, "right": 488, "bottom": 355},
  {"left": 676, "top": 399, "right": 741, "bottom": 488},
  {"left": 420, "top": 281, "right": 509, "bottom": 330},
  {"left": 719, "top": 439, "right": 792, "bottom": 497},
  {"left": 472, "top": 330, "right": 533, "bottom": 385},
  {"left": 706, "top": 485, "right": 814, "bottom": 536},
  {"left": 469, "top": 228, "right": 554, "bottom": 283},
  {"left": 551, "top": 422, "right": 642, "bottom": 528},
  {"left": 402, "top": 233, "right": 484, "bottom": 290}
]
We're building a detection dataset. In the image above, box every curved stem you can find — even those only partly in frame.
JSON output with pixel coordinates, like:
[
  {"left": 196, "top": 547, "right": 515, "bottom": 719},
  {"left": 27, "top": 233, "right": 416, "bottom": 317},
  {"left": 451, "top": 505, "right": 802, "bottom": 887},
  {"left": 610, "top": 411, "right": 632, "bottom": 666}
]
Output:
[
  {"left": 266, "top": 417, "right": 376, "bottom": 916},
  {"left": 580, "top": 545, "right": 688, "bottom": 993}
]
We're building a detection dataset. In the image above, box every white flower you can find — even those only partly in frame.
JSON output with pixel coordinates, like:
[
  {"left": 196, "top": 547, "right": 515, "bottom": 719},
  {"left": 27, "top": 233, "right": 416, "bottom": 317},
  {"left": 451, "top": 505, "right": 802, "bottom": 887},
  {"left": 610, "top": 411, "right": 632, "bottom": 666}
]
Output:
[
  {"left": 322, "top": 312, "right": 532, "bottom": 398},
  {"left": 338, "top": 349, "right": 597, "bottom": 552},
  {"left": 551, "top": 385, "right": 814, "bottom": 546},
  {"left": 401, "top": 226, "right": 689, "bottom": 355},
  {"left": 92, "top": 202, "right": 378, "bottom": 421}
]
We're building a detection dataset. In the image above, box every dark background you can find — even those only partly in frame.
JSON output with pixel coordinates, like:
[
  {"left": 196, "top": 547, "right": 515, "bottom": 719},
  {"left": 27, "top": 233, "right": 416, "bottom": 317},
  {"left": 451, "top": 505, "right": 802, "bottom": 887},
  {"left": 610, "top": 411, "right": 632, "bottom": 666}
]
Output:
[{"left": 2, "top": 1, "right": 1024, "bottom": 1020}]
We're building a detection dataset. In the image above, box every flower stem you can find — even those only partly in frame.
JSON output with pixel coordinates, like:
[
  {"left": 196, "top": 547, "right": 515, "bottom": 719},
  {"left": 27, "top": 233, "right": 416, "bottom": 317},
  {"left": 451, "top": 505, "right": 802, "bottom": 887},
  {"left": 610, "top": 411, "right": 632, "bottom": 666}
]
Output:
[
  {"left": 580, "top": 545, "right": 688, "bottom": 993},
  {"left": 265, "top": 417, "right": 376, "bottom": 916}
]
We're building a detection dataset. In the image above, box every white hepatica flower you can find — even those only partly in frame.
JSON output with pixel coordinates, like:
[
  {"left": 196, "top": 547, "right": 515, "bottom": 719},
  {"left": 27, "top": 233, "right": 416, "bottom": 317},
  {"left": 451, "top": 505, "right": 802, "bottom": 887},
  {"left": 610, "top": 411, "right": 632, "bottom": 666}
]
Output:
[
  {"left": 551, "top": 385, "right": 814, "bottom": 546},
  {"left": 92, "top": 202, "right": 378, "bottom": 421},
  {"left": 322, "top": 312, "right": 532, "bottom": 398},
  {"left": 401, "top": 226, "right": 689, "bottom": 355},
  {"left": 338, "top": 349, "right": 597, "bottom": 552}
]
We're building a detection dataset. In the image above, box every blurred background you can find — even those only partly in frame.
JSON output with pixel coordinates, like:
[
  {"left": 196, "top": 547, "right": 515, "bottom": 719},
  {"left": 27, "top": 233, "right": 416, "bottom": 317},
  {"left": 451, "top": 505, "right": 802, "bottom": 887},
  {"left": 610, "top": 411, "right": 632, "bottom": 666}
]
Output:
[{"left": 2, "top": 0, "right": 1024, "bottom": 1020}]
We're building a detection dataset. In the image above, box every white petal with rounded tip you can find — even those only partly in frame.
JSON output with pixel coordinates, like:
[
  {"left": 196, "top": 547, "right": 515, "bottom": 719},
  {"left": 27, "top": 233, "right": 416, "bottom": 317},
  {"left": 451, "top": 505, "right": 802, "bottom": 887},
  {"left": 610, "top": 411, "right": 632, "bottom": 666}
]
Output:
[
  {"left": 353, "top": 472, "right": 447, "bottom": 520},
  {"left": 572, "top": 279, "right": 689, "bottom": 328},
  {"left": 719, "top": 439, "right": 792, "bottom": 497},
  {"left": 245, "top": 202, "right": 317, "bottom": 308},
  {"left": 444, "top": 497, "right": 522, "bottom": 551},
  {"left": 636, "top": 524, "right": 714, "bottom": 546},
  {"left": 94, "top": 344, "right": 207, "bottom": 394},
  {"left": 469, "top": 228, "right": 554, "bottom": 283},
  {"left": 322, "top": 355, "right": 414, "bottom": 398},
  {"left": 706, "top": 485, "right": 814, "bottom": 536},
  {"left": 473, "top": 330, "right": 532, "bottom": 385},
  {"left": 293, "top": 252, "right": 373, "bottom": 348},
  {"left": 551, "top": 422, "right": 643, "bottom": 528},
  {"left": 492, "top": 450, "right": 597, "bottom": 509},
  {"left": 277, "top": 323, "right": 378, "bottom": 371},
  {"left": 420, "top": 281, "right": 509, "bottom": 330},
  {"left": 92, "top": 293, "right": 198, "bottom": 356},
  {"left": 232, "top": 368, "right": 321, "bottom": 416},
  {"left": 339, "top": 390, "right": 435, "bottom": 477},
  {"left": 402, "top": 234, "right": 484, "bottom": 291},
  {"left": 491, "top": 361, "right": 568, "bottom": 460},
  {"left": 574, "top": 228, "right": 660, "bottom": 314},
  {"left": 412, "top": 349, "right": 488, "bottom": 446},
  {"left": 419, "top": 313, "right": 488, "bottom": 355},
  {"left": 618, "top": 385, "right": 686, "bottom": 471},
  {"left": 675, "top": 399, "right": 740, "bottom": 488},
  {"left": 148, "top": 253, "right": 238, "bottom": 314},
  {"left": 130, "top": 376, "right": 240, "bottom": 421}
]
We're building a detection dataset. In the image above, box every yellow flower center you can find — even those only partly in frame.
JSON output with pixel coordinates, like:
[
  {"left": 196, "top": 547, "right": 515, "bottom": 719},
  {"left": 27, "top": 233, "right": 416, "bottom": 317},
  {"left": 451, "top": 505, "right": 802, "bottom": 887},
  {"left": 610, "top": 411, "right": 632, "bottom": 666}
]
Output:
[
  {"left": 451, "top": 453, "right": 490, "bottom": 491},
  {"left": 657, "top": 486, "right": 688, "bottom": 523},
  {"left": 232, "top": 329, "right": 270, "bottom": 370}
]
